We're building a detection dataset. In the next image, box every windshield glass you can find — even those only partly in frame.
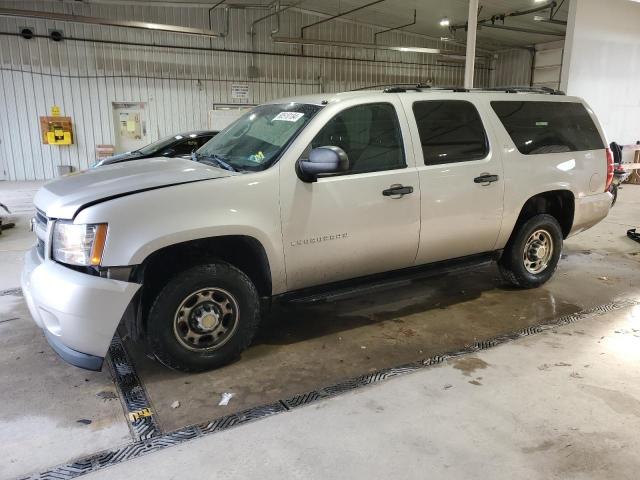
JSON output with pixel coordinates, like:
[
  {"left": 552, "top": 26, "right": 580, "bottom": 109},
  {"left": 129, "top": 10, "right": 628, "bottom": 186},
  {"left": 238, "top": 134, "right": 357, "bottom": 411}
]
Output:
[
  {"left": 137, "top": 135, "right": 184, "bottom": 155},
  {"left": 196, "top": 103, "right": 322, "bottom": 171}
]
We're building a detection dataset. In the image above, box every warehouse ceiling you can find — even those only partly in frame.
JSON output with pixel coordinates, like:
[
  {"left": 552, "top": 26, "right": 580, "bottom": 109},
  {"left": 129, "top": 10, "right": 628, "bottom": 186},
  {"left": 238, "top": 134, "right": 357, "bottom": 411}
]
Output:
[
  {"left": 303, "top": 0, "right": 568, "bottom": 48},
  {"left": 49, "top": 0, "right": 569, "bottom": 49}
]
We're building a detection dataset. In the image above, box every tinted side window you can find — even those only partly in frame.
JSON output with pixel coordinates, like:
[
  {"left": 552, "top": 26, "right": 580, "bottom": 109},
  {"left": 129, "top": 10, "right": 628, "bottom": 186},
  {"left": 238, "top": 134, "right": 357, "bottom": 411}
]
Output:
[
  {"left": 412, "top": 100, "right": 488, "bottom": 165},
  {"left": 311, "top": 103, "right": 405, "bottom": 174},
  {"left": 491, "top": 101, "right": 604, "bottom": 154},
  {"left": 171, "top": 138, "right": 202, "bottom": 156},
  {"left": 197, "top": 135, "right": 214, "bottom": 148}
]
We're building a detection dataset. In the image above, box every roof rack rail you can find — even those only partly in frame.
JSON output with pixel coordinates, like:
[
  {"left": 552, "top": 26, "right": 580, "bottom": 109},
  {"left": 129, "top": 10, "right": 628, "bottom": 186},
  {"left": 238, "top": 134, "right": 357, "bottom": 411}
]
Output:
[
  {"left": 350, "top": 84, "right": 565, "bottom": 95},
  {"left": 351, "top": 83, "right": 426, "bottom": 92},
  {"left": 483, "top": 86, "right": 566, "bottom": 95}
]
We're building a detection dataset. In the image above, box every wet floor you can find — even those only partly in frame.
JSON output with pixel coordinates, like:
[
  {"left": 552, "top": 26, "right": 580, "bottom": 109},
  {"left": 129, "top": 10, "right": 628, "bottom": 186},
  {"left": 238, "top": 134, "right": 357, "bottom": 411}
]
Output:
[
  {"left": 0, "top": 293, "right": 131, "bottom": 479},
  {"left": 128, "top": 248, "right": 640, "bottom": 432}
]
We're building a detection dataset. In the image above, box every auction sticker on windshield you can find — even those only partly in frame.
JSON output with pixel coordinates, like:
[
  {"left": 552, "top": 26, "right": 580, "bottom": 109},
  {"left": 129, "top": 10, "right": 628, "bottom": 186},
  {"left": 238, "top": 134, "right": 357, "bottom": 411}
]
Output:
[{"left": 273, "top": 112, "right": 305, "bottom": 122}]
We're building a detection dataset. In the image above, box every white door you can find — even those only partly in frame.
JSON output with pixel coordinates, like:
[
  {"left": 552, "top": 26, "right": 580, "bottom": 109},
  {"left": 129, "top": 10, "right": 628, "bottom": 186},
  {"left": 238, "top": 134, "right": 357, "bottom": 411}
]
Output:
[
  {"left": 401, "top": 97, "right": 504, "bottom": 264},
  {"left": 279, "top": 100, "right": 420, "bottom": 291}
]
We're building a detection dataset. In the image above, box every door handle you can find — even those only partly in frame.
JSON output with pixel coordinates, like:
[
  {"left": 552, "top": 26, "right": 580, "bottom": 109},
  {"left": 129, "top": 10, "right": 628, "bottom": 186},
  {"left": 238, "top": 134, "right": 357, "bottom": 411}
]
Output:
[
  {"left": 474, "top": 174, "right": 499, "bottom": 184},
  {"left": 382, "top": 185, "right": 414, "bottom": 197}
]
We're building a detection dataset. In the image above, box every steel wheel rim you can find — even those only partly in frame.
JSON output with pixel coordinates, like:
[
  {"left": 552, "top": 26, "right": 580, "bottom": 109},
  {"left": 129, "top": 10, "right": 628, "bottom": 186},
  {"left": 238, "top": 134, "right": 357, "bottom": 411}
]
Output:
[
  {"left": 523, "top": 229, "right": 553, "bottom": 274},
  {"left": 173, "top": 287, "right": 239, "bottom": 352}
]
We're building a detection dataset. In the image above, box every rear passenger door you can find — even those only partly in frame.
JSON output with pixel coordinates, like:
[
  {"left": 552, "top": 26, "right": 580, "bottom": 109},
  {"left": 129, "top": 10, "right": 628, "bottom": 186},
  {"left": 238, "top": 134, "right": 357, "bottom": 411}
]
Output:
[{"left": 401, "top": 98, "right": 504, "bottom": 264}]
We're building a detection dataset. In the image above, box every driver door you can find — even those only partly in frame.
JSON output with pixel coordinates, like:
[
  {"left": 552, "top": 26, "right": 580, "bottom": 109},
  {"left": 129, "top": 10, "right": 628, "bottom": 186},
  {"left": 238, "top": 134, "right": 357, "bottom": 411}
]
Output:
[{"left": 279, "top": 100, "right": 421, "bottom": 291}]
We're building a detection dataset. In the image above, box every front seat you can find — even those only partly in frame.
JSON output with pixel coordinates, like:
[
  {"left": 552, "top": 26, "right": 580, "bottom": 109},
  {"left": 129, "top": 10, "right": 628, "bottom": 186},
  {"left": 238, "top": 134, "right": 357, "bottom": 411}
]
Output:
[{"left": 353, "top": 109, "right": 402, "bottom": 173}]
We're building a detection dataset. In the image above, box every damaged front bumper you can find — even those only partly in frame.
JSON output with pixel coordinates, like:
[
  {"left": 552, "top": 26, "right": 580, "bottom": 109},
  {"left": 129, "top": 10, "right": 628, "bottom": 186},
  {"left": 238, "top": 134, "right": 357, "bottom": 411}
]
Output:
[{"left": 21, "top": 246, "right": 141, "bottom": 370}]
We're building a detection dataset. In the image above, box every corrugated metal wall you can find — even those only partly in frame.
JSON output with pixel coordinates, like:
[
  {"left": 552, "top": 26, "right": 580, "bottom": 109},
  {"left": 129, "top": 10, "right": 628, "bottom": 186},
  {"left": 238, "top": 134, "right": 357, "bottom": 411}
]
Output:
[
  {"left": 493, "top": 48, "right": 532, "bottom": 88},
  {"left": 532, "top": 41, "right": 564, "bottom": 90},
  {"left": 0, "top": 1, "right": 494, "bottom": 181}
]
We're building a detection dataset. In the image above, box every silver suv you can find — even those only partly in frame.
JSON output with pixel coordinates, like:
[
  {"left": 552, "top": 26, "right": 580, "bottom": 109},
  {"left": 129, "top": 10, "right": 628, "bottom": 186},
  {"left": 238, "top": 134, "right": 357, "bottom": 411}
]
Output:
[{"left": 22, "top": 86, "right": 613, "bottom": 372}]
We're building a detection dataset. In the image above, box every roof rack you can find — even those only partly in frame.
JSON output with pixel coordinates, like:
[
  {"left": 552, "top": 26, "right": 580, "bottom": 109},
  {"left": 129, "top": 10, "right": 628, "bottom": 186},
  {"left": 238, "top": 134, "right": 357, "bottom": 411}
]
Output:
[
  {"left": 350, "top": 84, "right": 565, "bottom": 95},
  {"left": 483, "top": 86, "right": 566, "bottom": 95}
]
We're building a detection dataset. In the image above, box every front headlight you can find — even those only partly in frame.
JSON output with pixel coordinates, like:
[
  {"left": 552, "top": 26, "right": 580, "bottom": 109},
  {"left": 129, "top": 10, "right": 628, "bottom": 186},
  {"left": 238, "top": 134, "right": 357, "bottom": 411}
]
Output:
[{"left": 52, "top": 221, "right": 108, "bottom": 266}]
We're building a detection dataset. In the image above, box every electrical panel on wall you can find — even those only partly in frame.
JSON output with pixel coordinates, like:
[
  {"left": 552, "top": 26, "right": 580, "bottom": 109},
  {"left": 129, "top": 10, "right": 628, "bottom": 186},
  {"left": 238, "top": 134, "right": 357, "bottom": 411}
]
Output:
[{"left": 39, "top": 106, "right": 73, "bottom": 145}]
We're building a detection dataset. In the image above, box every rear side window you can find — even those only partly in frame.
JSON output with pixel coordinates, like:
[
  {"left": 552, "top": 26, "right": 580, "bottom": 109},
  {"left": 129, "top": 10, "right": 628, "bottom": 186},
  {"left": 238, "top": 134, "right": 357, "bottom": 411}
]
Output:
[
  {"left": 412, "top": 100, "right": 489, "bottom": 165},
  {"left": 491, "top": 101, "right": 604, "bottom": 154}
]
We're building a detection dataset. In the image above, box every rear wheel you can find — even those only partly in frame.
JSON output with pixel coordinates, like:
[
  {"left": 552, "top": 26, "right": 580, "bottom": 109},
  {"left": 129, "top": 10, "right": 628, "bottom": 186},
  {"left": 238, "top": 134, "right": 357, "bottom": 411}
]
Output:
[
  {"left": 147, "top": 262, "right": 260, "bottom": 372},
  {"left": 499, "top": 214, "right": 563, "bottom": 289}
]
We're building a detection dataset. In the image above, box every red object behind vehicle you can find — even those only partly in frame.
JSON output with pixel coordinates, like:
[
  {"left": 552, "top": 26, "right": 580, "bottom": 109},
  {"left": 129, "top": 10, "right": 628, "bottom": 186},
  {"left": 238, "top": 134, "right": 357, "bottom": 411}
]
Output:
[{"left": 605, "top": 147, "right": 614, "bottom": 192}]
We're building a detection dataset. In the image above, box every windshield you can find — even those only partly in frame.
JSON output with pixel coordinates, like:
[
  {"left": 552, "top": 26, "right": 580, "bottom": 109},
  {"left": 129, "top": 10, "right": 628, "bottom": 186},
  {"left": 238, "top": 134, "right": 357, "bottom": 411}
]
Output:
[
  {"left": 137, "top": 135, "right": 185, "bottom": 155},
  {"left": 196, "top": 103, "right": 322, "bottom": 171}
]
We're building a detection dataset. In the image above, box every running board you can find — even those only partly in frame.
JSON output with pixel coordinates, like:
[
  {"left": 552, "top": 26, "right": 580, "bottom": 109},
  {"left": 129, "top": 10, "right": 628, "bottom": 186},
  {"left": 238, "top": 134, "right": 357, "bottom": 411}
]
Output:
[{"left": 277, "top": 251, "right": 501, "bottom": 305}]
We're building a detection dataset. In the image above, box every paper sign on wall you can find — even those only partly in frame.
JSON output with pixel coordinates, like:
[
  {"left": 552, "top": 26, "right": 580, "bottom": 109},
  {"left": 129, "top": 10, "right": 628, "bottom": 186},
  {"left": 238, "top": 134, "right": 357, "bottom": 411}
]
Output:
[{"left": 231, "top": 84, "right": 249, "bottom": 100}]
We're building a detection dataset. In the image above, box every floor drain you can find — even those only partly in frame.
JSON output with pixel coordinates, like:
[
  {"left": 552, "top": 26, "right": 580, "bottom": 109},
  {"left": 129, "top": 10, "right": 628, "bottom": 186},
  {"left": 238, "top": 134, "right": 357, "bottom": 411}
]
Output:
[{"left": 106, "top": 335, "right": 161, "bottom": 442}]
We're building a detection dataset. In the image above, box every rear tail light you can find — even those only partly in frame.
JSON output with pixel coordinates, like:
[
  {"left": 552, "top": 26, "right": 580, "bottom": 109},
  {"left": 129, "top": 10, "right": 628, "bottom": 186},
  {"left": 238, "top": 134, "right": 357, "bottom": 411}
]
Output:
[{"left": 605, "top": 147, "right": 614, "bottom": 192}]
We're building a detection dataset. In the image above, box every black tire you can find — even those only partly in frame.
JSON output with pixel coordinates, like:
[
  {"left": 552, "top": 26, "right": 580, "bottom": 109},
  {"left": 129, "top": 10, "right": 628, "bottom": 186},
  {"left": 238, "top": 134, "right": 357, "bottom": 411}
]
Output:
[
  {"left": 498, "top": 214, "right": 563, "bottom": 289},
  {"left": 147, "top": 262, "right": 260, "bottom": 372}
]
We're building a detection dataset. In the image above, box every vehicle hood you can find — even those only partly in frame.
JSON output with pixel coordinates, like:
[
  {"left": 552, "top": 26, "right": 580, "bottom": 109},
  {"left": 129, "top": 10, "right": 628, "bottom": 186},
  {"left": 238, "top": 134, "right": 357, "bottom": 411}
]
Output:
[
  {"left": 35, "top": 157, "right": 233, "bottom": 219},
  {"left": 98, "top": 151, "right": 143, "bottom": 164}
]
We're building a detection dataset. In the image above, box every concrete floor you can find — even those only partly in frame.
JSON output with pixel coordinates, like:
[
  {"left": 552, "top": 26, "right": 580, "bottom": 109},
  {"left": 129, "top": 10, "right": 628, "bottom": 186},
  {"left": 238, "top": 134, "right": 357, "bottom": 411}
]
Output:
[
  {"left": 0, "top": 182, "right": 132, "bottom": 478},
  {"left": 131, "top": 250, "right": 639, "bottom": 432},
  {"left": 1, "top": 181, "right": 639, "bottom": 479},
  {"left": 88, "top": 304, "right": 640, "bottom": 480}
]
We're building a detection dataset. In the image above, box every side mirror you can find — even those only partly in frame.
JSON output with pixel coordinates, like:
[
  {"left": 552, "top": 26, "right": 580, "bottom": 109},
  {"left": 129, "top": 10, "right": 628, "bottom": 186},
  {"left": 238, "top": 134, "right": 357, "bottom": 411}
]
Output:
[
  {"left": 162, "top": 148, "right": 176, "bottom": 157},
  {"left": 297, "top": 146, "right": 349, "bottom": 182}
]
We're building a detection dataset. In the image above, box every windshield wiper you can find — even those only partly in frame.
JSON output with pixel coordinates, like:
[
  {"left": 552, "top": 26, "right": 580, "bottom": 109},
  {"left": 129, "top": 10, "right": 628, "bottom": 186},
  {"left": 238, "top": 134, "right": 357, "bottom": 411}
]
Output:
[{"left": 192, "top": 152, "right": 237, "bottom": 172}]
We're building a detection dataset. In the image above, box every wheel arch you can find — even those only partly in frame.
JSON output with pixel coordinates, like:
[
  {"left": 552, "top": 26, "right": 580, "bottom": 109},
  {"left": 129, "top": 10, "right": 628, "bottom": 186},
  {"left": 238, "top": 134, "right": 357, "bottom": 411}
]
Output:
[
  {"left": 127, "top": 235, "right": 272, "bottom": 340},
  {"left": 510, "top": 189, "right": 575, "bottom": 242}
]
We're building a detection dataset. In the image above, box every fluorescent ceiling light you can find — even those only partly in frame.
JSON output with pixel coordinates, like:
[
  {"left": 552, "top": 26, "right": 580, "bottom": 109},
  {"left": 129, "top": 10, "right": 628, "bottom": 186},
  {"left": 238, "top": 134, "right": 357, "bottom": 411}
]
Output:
[
  {"left": 391, "top": 46, "right": 443, "bottom": 53},
  {"left": 272, "top": 36, "right": 443, "bottom": 54},
  {"left": 439, "top": 17, "right": 450, "bottom": 27}
]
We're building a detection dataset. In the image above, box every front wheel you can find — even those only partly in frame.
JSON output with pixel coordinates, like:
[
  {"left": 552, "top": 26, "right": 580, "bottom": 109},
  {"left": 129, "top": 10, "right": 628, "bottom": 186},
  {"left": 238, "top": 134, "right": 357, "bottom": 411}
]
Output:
[
  {"left": 147, "top": 262, "right": 261, "bottom": 372},
  {"left": 498, "top": 214, "right": 563, "bottom": 289}
]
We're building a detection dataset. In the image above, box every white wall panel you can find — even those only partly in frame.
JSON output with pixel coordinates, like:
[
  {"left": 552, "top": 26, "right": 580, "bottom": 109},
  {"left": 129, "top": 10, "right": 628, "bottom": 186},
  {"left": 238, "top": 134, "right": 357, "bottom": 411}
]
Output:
[
  {"left": 493, "top": 48, "right": 532, "bottom": 87},
  {"left": 562, "top": 0, "right": 640, "bottom": 144},
  {"left": 0, "top": 0, "right": 492, "bottom": 180}
]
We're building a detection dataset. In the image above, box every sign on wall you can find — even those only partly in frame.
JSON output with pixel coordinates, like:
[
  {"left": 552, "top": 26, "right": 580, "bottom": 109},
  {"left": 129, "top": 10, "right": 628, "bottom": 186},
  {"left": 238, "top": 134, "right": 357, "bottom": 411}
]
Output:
[
  {"left": 231, "top": 84, "right": 250, "bottom": 103},
  {"left": 112, "top": 102, "right": 148, "bottom": 153}
]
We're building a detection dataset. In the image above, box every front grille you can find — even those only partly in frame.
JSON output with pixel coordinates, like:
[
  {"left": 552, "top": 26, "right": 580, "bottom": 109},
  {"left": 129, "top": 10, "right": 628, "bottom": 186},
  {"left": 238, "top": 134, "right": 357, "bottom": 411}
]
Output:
[
  {"left": 36, "top": 238, "right": 45, "bottom": 258},
  {"left": 35, "top": 208, "right": 47, "bottom": 226},
  {"left": 33, "top": 208, "right": 49, "bottom": 259}
]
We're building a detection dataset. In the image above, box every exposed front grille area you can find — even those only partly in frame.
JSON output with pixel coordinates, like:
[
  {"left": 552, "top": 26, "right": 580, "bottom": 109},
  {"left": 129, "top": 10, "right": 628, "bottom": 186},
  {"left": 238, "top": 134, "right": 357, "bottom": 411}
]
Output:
[
  {"left": 35, "top": 209, "right": 47, "bottom": 227},
  {"left": 33, "top": 209, "right": 48, "bottom": 259},
  {"left": 36, "top": 238, "right": 45, "bottom": 258}
]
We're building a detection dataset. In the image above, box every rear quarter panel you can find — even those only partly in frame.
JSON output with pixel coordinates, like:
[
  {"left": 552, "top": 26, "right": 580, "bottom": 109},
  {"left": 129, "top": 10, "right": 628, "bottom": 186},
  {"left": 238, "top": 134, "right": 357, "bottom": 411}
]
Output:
[{"left": 482, "top": 95, "right": 608, "bottom": 248}]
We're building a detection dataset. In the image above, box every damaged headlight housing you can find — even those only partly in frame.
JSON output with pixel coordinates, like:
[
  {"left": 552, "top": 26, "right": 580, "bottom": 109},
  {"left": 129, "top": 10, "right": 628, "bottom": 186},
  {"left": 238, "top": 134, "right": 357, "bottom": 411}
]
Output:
[{"left": 52, "top": 221, "right": 108, "bottom": 266}]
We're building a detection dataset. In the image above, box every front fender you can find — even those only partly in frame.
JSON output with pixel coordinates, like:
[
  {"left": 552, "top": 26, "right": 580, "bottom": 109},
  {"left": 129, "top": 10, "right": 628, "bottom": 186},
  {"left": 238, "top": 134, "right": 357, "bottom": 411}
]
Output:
[{"left": 74, "top": 169, "right": 287, "bottom": 294}]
